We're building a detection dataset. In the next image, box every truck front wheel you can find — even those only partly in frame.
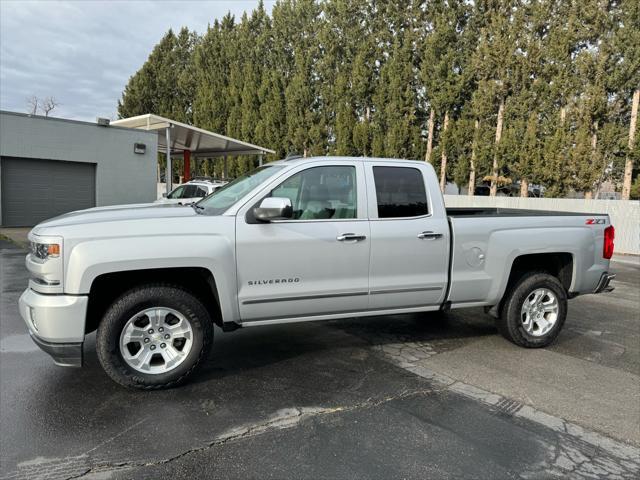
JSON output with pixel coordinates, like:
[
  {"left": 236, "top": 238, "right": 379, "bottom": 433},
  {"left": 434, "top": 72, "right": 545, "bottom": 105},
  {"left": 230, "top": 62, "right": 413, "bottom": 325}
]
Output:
[
  {"left": 497, "top": 272, "right": 567, "bottom": 348},
  {"left": 96, "top": 284, "right": 213, "bottom": 389}
]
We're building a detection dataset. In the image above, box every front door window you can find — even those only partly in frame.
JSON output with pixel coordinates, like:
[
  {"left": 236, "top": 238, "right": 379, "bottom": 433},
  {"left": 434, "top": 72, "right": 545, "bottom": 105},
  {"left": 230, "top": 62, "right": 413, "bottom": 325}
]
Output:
[{"left": 271, "top": 166, "right": 357, "bottom": 220}]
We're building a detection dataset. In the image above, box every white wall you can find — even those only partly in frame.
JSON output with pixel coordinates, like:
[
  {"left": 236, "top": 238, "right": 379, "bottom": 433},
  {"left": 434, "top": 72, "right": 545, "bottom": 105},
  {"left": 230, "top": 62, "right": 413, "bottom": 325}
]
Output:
[
  {"left": 444, "top": 195, "right": 640, "bottom": 255},
  {"left": 157, "top": 182, "right": 167, "bottom": 200}
]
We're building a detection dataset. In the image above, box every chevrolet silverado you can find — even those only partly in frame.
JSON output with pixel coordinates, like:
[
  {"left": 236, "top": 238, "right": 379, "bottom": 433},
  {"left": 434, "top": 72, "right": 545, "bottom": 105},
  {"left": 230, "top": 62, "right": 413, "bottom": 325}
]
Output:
[{"left": 19, "top": 157, "right": 616, "bottom": 389}]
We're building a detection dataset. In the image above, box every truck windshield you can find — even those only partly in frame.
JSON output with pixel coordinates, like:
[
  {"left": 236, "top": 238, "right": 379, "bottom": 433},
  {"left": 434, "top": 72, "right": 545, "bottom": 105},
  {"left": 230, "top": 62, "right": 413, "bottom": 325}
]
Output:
[{"left": 195, "top": 165, "right": 284, "bottom": 215}]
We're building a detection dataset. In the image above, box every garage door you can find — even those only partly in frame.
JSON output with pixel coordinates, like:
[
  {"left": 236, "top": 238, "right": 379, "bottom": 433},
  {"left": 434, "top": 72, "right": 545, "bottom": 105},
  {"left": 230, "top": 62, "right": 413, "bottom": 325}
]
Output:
[{"left": 1, "top": 157, "right": 96, "bottom": 227}]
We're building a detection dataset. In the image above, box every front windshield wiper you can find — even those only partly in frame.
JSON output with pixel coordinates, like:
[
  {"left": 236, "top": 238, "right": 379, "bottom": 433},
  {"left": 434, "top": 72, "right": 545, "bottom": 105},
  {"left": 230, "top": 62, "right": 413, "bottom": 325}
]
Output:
[{"left": 191, "top": 203, "right": 205, "bottom": 214}]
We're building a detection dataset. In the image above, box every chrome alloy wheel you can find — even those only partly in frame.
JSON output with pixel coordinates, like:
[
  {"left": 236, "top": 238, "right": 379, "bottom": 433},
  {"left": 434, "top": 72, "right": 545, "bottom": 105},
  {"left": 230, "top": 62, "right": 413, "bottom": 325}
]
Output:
[
  {"left": 119, "top": 307, "right": 193, "bottom": 374},
  {"left": 520, "top": 288, "right": 559, "bottom": 337}
]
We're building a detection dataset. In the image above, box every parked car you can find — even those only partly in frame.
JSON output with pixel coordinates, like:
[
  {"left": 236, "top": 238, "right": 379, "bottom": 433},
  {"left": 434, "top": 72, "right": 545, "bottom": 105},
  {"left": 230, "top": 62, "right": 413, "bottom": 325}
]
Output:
[
  {"left": 20, "top": 157, "right": 615, "bottom": 389},
  {"left": 155, "top": 179, "right": 227, "bottom": 205}
]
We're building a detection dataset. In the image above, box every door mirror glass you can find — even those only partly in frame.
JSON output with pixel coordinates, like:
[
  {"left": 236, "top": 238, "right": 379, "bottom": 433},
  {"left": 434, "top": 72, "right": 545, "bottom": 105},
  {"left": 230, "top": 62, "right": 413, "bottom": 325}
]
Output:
[{"left": 253, "top": 197, "right": 293, "bottom": 222}]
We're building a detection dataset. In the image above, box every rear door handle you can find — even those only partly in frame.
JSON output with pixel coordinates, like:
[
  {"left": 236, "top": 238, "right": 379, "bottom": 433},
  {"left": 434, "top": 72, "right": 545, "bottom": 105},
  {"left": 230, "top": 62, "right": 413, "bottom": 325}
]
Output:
[
  {"left": 337, "top": 233, "right": 367, "bottom": 242},
  {"left": 417, "top": 231, "right": 443, "bottom": 240}
]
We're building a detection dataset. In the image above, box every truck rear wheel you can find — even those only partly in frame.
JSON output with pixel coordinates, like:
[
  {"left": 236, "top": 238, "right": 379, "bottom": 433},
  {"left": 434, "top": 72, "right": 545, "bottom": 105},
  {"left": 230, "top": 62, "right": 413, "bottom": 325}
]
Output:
[
  {"left": 96, "top": 284, "right": 213, "bottom": 389},
  {"left": 497, "top": 272, "right": 567, "bottom": 348}
]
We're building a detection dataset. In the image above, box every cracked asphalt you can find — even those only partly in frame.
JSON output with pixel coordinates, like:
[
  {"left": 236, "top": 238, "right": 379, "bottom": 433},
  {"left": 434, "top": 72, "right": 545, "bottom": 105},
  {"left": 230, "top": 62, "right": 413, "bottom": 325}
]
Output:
[{"left": 1, "top": 238, "right": 639, "bottom": 479}]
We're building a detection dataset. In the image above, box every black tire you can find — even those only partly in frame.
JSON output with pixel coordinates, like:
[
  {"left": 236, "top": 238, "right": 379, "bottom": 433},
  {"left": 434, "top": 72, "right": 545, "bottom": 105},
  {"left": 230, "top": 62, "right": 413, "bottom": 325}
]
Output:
[
  {"left": 497, "top": 272, "right": 567, "bottom": 348},
  {"left": 96, "top": 284, "right": 213, "bottom": 389}
]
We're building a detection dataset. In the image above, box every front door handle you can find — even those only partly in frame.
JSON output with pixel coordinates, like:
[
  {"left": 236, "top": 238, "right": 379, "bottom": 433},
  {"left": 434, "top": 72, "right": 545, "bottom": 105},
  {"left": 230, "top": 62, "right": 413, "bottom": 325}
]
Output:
[
  {"left": 417, "top": 231, "right": 443, "bottom": 240},
  {"left": 337, "top": 233, "right": 367, "bottom": 242}
]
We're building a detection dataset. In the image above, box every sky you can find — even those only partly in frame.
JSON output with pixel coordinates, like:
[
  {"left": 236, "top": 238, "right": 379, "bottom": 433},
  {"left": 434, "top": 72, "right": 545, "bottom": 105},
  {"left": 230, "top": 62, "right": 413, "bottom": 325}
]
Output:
[{"left": 0, "top": 0, "right": 275, "bottom": 121}]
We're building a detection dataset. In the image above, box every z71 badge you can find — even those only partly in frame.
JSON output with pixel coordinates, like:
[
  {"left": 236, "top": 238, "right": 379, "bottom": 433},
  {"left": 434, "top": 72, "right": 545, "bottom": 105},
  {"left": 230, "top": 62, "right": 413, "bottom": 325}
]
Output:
[{"left": 585, "top": 218, "right": 606, "bottom": 225}]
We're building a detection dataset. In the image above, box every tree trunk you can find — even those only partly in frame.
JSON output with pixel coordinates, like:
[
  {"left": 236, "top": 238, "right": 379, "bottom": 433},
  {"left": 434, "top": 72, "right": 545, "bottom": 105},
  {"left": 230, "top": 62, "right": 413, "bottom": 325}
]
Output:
[
  {"left": 520, "top": 179, "right": 529, "bottom": 197},
  {"left": 490, "top": 99, "right": 505, "bottom": 197},
  {"left": 426, "top": 108, "right": 435, "bottom": 163},
  {"left": 622, "top": 88, "right": 639, "bottom": 200},
  {"left": 468, "top": 119, "right": 479, "bottom": 196},
  {"left": 439, "top": 111, "right": 449, "bottom": 193},
  {"left": 586, "top": 120, "right": 598, "bottom": 199}
]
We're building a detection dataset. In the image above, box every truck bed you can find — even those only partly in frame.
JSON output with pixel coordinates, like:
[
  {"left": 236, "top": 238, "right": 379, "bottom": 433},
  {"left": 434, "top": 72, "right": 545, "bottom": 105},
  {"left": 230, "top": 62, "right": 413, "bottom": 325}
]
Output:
[
  {"left": 445, "top": 209, "right": 610, "bottom": 309},
  {"left": 446, "top": 207, "right": 600, "bottom": 217}
]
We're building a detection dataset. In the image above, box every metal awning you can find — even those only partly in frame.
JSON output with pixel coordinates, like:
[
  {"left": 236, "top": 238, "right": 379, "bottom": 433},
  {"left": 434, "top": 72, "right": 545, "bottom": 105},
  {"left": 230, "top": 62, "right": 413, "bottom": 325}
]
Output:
[
  {"left": 112, "top": 114, "right": 275, "bottom": 193},
  {"left": 111, "top": 114, "right": 275, "bottom": 157}
]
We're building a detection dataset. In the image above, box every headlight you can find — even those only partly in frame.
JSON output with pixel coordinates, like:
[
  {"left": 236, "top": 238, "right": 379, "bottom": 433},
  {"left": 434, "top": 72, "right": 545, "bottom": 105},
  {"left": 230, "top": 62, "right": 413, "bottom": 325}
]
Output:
[
  {"left": 27, "top": 234, "right": 64, "bottom": 293},
  {"left": 30, "top": 242, "right": 60, "bottom": 261}
]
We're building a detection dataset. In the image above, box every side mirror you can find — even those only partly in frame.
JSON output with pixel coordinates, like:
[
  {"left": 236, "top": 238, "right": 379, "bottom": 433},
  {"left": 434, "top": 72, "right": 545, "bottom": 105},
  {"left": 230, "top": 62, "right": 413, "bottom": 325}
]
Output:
[{"left": 253, "top": 197, "right": 293, "bottom": 222}]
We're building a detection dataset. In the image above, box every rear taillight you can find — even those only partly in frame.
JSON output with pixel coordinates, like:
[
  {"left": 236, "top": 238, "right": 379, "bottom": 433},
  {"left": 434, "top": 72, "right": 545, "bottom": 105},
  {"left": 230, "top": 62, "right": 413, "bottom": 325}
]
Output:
[{"left": 603, "top": 225, "right": 615, "bottom": 259}]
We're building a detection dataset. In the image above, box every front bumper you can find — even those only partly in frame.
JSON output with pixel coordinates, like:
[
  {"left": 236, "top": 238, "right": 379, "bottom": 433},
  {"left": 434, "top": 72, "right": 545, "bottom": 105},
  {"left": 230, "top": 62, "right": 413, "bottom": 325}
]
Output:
[
  {"left": 19, "top": 288, "right": 88, "bottom": 366},
  {"left": 593, "top": 273, "right": 616, "bottom": 293},
  {"left": 29, "top": 334, "right": 83, "bottom": 367}
]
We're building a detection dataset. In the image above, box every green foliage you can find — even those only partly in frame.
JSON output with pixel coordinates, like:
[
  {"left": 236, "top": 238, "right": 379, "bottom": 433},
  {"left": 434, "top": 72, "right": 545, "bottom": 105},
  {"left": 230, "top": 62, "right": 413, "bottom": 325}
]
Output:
[
  {"left": 448, "top": 118, "right": 476, "bottom": 187},
  {"left": 374, "top": 30, "right": 421, "bottom": 159},
  {"left": 630, "top": 177, "right": 640, "bottom": 200},
  {"left": 118, "top": 27, "right": 197, "bottom": 122},
  {"left": 117, "top": 0, "right": 638, "bottom": 194}
]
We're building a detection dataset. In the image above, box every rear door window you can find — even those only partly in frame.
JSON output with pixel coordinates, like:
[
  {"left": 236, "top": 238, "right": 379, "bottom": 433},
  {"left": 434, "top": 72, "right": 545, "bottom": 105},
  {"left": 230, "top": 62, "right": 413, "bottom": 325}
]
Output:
[
  {"left": 373, "top": 167, "right": 429, "bottom": 218},
  {"left": 183, "top": 185, "right": 198, "bottom": 198}
]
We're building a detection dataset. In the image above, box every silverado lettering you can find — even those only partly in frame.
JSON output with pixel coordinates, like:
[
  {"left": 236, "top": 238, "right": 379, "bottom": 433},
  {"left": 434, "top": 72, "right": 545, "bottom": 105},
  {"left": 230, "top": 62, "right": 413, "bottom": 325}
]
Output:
[{"left": 248, "top": 278, "right": 300, "bottom": 285}]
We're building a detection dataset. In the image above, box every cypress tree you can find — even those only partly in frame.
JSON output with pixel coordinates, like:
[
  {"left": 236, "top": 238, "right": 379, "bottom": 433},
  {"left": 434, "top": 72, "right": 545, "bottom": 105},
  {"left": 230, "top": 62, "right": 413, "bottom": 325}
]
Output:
[
  {"left": 193, "top": 16, "right": 233, "bottom": 134},
  {"left": 117, "top": 0, "right": 635, "bottom": 196},
  {"left": 350, "top": 1, "right": 377, "bottom": 157},
  {"left": 282, "top": 0, "right": 324, "bottom": 156},
  {"left": 612, "top": 0, "right": 640, "bottom": 199},
  {"left": 420, "top": 0, "right": 471, "bottom": 191},
  {"left": 118, "top": 29, "right": 196, "bottom": 120},
  {"left": 371, "top": 0, "right": 423, "bottom": 160}
]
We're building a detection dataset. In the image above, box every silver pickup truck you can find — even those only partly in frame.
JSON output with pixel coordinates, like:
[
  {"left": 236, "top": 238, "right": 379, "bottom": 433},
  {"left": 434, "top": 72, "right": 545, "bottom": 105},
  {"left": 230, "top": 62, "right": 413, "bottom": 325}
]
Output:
[{"left": 19, "top": 157, "right": 616, "bottom": 389}]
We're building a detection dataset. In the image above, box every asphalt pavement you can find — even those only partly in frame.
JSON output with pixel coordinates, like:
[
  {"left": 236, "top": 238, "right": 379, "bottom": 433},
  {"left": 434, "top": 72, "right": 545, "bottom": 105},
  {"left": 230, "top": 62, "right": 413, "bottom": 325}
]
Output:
[{"left": 1, "top": 238, "right": 638, "bottom": 479}]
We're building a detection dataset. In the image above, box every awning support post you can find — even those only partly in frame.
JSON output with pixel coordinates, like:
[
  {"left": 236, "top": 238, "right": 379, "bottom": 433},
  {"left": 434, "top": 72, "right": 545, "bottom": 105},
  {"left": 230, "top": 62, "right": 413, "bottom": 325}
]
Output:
[
  {"left": 165, "top": 127, "right": 172, "bottom": 194},
  {"left": 183, "top": 150, "right": 191, "bottom": 182},
  {"left": 223, "top": 155, "right": 228, "bottom": 180},
  {"left": 258, "top": 153, "right": 263, "bottom": 167}
]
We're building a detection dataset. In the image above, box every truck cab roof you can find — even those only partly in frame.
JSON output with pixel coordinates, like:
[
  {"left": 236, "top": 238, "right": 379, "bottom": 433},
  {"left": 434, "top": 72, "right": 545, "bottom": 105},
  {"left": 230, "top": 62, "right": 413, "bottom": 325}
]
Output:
[{"left": 272, "top": 156, "right": 426, "bottom": 166}]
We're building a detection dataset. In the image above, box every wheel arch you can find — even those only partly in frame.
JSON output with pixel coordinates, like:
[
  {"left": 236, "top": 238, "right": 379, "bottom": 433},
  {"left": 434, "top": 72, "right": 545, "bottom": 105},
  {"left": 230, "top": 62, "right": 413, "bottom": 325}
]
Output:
[
  {"left": 506, "top": 252, "right": 574, "bottom": 293},
  {"left": 85, "top": 267, "right": 224, "bottom": 335},
  {"left": 490, "top": 252, "right": 573, "bottom": 317}
]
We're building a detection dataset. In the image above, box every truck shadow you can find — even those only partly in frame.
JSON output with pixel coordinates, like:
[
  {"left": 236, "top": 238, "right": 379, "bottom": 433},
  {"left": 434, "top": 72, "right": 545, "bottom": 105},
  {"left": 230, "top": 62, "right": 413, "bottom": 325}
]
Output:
[
  {"left": 191, "top": 309, "right": 498, "bottom": 385},
  {"left": 33, "top": 309, "right": 498, "bottom": 397},
  {"left": 14, "top": 309, "right": 502, "bottom": 456},
  {"left": 332, "top": 309, "right": 498, "bottom": 352}
]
